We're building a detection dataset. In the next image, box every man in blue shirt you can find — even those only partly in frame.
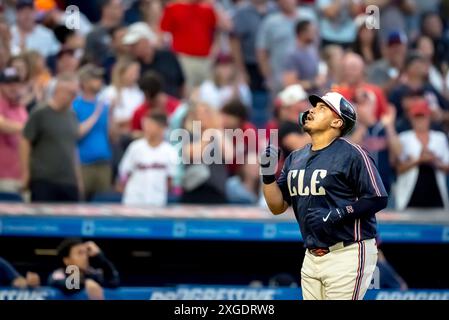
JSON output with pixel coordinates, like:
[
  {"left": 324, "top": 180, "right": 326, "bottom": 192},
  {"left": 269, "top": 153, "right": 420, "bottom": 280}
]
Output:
[
  {"left": 261, "top": 92, "right": 388, "bottom": 300},
  {"left": 73, "top": 64, "right": 114, "bottom": 200}
]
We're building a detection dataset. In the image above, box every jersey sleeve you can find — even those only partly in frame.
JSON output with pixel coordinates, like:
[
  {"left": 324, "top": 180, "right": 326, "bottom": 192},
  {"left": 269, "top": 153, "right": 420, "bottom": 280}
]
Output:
[
  {"left": 349, "top": 145, "right": 388, "bottom": 199},
  {"left": 276, "top": 153, "right": 293, "bottom": 205}
]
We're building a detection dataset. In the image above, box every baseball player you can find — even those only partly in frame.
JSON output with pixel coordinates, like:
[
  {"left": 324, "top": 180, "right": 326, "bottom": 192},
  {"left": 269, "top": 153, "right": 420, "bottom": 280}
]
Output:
[{"left": 260, "top": 92, "right": 388, "bottom": 300}]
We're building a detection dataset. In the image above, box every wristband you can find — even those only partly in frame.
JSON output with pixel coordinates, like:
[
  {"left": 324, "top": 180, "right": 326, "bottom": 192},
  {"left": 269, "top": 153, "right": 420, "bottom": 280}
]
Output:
[{"left": 262, "top": 174, "right": 276, "bottom": 184}]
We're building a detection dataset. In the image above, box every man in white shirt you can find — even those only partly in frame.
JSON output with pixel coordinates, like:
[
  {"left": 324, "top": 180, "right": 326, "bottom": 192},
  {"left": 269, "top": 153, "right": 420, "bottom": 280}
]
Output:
[
  {"left": 9, "top": 0, "right": 60, "bottom": 57},
  {"left": 119, "top": 113, "right": 177, "bottom": 206}
]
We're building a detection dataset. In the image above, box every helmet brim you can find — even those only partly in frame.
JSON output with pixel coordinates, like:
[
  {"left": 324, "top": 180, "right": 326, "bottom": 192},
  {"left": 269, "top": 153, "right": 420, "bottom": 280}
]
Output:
[{"left": 308, "top": 94, "right": 342, "bottom": 118}]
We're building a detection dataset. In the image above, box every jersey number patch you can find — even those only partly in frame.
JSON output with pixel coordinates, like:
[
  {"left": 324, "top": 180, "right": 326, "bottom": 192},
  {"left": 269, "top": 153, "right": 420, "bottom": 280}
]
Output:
[{"left": 287, "top": 169, "right": 327, "bottom": 196}]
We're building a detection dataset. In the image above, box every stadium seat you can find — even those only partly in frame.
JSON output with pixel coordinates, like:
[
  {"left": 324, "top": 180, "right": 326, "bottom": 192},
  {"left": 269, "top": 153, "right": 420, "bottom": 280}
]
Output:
[{"left": 0, "top": 192, "right": 23, "bottom": 202}]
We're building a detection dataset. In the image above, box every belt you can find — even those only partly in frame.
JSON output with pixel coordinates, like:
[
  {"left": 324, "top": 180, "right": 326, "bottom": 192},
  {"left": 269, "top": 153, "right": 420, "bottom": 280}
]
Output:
[{"left": 308, "top": 241, "right": 356, "bottom": 257}]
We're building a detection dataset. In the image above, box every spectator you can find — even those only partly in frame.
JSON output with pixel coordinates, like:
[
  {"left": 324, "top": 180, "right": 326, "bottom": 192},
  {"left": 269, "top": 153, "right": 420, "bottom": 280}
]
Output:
[
  {"left": 0, "top": 14, "right": 12, "bottom": 69},
  {"left": 102, "top": 25, "right": 130, "bottom": 82},
  {"left": 55, "top": 48, "right": 82, "bottom": 76},
  {"left": 226, "top": 152, "right": 261, "bottom": 204},
  {"left": 23, "top": 50, "right": 52, "bottom": 106},
  {"left": 316, "top": 0, "right": 362, "bottom": 48},
  {"left": 256, "top": 0, "right": 317, "bottom": 94},
  {"left": 348, "top": 93, "right": 402, "bottom": 195},
  {"left": 45, "top": 48, "right": 83, "bottom": 101},
  {"left": 35, "top": 0, "right": 93, "bottom": 37},
  {"left": 0, "top": 257, "right": 40, "bottom": 288},
  {"left": 123, "top": 22, "right": 185, "bottom": 99},
  {"left": 9, "top": 54, "right": 36, "bottom": 112},
  {"left": 198, "top": 54, "right": 251, "bottom": 110},
  {"left": 160, "top": 0, "right": 218, "bottom": 93},
  {"left": 131, "top": 71, "right": 180, "bottom": 135},
  {"left": 220, "top": 99, "right": 258, "bottom": 176},
  {"left": 351, "top": 14, "right": 382, "bottom": 65},
  {"left": 230, "top": 0, "right": 277, "bottom": 92},
  {"left": 333, "top": 52, "right": 389, "bottom": 120},
  {"left": 282, "top": 20, "right": 326, "bottom": 94},
  {"left": 21, "top": 73, "right": 82, "bottom": 202},
  {"left": 52, "top": 25, "right": 86, "bottom": 52},
  {"left": 0, "top": 43, "right": 10, "bottom": 72},
  {"left": 73, "top": 65, "right": 115, "bottom": 201},
  {"left": 119, "top": 113, "right": 177, "bottom": 206},
  {"left": 48, "top": 239, "right": 120, "bottom": 300},
  {"left": 100, "top": 57, "right": 144, "bottom": 134},
  {"left": 415, "top": 35, "right": 449, "bottom": 99},
  {"left": 420, "top": 11, "right": 449, "bottom": 74},
  {"left": 84, "top": 0, "right": 124, "bottom": 65},
  {"left": 0, "top": 67, "right": 28, "bottom": 193},
  {"left": 140, "top": 0, "right": 164, "bottom": 34},
  {"left": 367, "top": 31, "right": 408, "bottom": 95},
  {"left": 181, "top": 102, "right": 232, "bottom": 204},
  {"left": 388, "top": 51, "right": 449, "bottom": 131},
  {"left": 320, "top": 44, "right": 344, "bottom": 90},
  {"left": 9, "top": 0, "right": 60, "bottom": 58},
  {"left": 395, "top": 100, "right": 449, "bottom": 210},
  {"left": 45, "top": 26, "right": 85, "bottom": 76},
  {"left": 9, "top": 54, "right": 29, "bottom": 83}
]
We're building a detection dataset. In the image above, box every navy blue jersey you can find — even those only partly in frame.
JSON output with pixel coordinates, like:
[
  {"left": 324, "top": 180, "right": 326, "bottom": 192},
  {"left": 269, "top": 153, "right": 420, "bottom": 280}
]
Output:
[{"left": 277, "top": 138, "right": 388, "bottom": 249}]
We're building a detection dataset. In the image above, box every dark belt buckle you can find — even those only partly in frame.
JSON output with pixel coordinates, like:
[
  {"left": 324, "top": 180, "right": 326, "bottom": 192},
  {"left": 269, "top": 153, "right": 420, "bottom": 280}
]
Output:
[{"left": 310, "top": 248, "right": 330, "bottom": 257}]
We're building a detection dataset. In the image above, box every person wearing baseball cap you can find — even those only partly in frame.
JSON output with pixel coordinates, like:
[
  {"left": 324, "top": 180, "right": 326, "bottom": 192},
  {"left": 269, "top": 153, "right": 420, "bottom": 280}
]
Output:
[
  {"left": 260, "top": 90, "right": 388, "bottom": 300},
  {"left": 124, "top": 22, "right": 185, "bottom": 99},
  {"left": 366, "top": 30, "right": 408, "bottom": 94},
  {"left": 0, "top": 67, "right": 27, "bottom": 193},
  {"left": 121, "top": 22, "right": 158, "bottom": 47}
]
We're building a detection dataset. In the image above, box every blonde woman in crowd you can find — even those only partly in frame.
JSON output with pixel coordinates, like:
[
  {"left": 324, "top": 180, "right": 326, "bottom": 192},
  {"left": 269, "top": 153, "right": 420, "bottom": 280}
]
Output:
[{"left": 100, "top": 57, "right": 145, "bottom": 134}]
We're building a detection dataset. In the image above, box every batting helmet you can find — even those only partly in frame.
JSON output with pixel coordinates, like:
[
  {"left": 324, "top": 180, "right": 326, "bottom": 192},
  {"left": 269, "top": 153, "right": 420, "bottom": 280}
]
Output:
[{"left": 299, "top": 92, "right": 357, "bottom": 136}]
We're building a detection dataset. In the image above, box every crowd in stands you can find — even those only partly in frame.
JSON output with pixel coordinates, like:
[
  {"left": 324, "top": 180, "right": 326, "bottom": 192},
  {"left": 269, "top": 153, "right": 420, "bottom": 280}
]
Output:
[{"left": 0, "top": 0, "right": 449, "bottom": 211}]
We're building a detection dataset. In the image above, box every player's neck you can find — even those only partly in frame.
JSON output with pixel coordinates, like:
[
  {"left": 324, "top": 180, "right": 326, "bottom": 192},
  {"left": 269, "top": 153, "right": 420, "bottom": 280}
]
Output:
[{"left": 310, "top": 132, "right": 339, "bottom": 151}]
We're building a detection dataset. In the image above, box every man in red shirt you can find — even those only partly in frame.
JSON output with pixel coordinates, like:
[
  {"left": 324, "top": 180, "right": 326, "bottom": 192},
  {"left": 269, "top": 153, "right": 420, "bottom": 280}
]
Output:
[
  {"left": 0, "top": 67, "right": 27, "bottom": 193},
  {"left": 332, "top": 52, "right": 388, "bottom": 120},
  {"left": 131, "top": 71, "right": 180, "bottom": 136},
  {"left": 160, "top": 0, "right": 218, "bottom": 93}
]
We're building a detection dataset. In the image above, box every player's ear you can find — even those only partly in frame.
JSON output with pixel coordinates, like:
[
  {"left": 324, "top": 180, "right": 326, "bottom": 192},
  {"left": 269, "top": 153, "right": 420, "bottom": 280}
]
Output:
[{"left": 330, "top": 118, "right": 344, "bottom": 130}]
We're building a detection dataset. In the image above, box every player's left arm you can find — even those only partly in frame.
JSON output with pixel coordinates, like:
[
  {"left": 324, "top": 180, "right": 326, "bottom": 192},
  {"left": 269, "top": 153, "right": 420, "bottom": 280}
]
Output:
[
  {"left": 306, "top": 147, "right": 388, "bottom": 229},
  {"left": 330, "top": 147, "right": 389, "bottom": 222}
]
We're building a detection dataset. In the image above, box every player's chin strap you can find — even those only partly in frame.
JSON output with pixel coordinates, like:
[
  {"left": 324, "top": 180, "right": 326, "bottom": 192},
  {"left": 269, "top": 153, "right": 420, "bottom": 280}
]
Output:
[{"left": 298, "top": 111, "right": 309, "bottom": 128}]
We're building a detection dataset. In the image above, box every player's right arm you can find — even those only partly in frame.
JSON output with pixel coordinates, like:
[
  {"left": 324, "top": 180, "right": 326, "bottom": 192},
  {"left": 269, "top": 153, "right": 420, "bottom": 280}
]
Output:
[
  {"left": 260, "top": 144, "right": 290, "bottom": 215},
  {"left": 263, "top": 182, "right": 289, "bottom": 215}
]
